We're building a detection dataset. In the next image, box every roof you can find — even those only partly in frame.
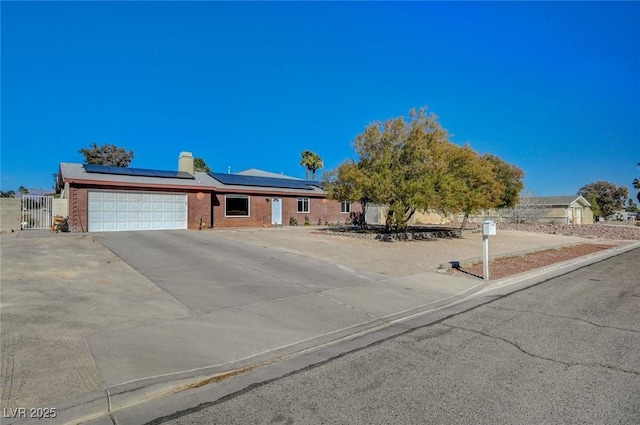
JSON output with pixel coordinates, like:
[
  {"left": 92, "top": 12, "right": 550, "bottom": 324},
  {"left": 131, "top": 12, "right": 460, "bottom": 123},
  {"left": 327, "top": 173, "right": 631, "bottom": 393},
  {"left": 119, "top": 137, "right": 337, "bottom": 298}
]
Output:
[
  {"left": 58, "top": 163, "right": 326, "bottom": 196},
  {"left": 59, "top": 163, "right": 216, "bottom": 189},
  {"left": 520, "top": 195, "right": 592, "bottom": 207},
  {"left": 208, "top": 172, "right": 325, "bottom": 195},
  {"left": 236, "top": 168, "right": 299, "bottom": 180}
]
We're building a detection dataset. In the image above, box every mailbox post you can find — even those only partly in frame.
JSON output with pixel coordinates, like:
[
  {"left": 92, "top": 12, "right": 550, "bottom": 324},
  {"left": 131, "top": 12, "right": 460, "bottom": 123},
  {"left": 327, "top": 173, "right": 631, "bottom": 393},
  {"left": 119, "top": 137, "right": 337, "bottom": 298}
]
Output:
[{"left": 482, "top": 220, "right": 497, "bottom": 281}]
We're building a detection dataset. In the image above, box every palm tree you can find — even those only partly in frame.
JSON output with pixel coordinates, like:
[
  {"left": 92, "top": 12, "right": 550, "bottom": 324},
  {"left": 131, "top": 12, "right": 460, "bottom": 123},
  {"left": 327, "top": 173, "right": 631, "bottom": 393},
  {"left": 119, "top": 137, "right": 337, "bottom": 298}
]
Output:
[
  {"left": 299, "top": 150, "right": 323, "bottom": 180},
  {"left": 635, "top": 162, "right": 640, "bottom": 203},
  {"left": 18, "top": 186, "right": 29, "bottom": 196}
]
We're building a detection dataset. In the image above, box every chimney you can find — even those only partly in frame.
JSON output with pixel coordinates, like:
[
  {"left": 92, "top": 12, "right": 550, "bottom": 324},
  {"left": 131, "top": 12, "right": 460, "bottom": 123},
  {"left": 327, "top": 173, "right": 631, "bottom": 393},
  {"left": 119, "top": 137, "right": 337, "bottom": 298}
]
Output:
[{"left": 178, "top": 152, "right": 194, "bottom": 174}]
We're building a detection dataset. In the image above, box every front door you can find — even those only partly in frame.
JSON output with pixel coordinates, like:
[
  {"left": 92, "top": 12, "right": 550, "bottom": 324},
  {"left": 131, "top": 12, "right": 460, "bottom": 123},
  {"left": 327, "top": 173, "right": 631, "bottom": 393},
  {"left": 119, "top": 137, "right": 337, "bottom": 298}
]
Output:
[
  {"left": 271, "top": 198, "right": 282, "bottom": 225},
  {"left": 575, "top": 207, "right": 582, "bottom": 225}
]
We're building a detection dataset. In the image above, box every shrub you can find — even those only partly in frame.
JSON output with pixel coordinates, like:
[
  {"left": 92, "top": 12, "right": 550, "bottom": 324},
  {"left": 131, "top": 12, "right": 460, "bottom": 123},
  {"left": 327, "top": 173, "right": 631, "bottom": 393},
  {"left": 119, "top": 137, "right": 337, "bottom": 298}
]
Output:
[
  {"left": 289, "top": 217, "right": 298, "bottom": 226},
  {"left": 304, "top": 215, "right": 311, "bottom": 226},
  {"left": 349, "top": 211, "right": 366, "bottom": 229}
]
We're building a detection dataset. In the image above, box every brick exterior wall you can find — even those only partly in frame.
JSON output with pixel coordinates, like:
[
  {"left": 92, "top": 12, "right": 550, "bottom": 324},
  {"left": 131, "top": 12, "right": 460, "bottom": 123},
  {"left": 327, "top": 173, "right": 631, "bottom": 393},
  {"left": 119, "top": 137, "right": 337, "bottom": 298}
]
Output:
[
  {"left": 66, "top": 184, "right": 358, "bottom": 231},
  {"left": 212, "top": 193, "right": 360, "bottom": 228},
  {"left": 68, "top": 185, "right": 212, "bottom": 232},
  {"left": 187, "top": 192, "right": 213, "bottom": 229},
  {"left": 212, "top": 193, "right": 272, "bottom": 227},
  {"left": 69, "top": 186, "right": 88, "bottom": 233}
]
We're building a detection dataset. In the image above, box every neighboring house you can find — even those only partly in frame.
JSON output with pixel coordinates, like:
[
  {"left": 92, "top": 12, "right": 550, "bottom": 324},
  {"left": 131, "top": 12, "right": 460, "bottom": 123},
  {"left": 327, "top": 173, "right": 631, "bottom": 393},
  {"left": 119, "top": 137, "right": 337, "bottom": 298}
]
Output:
[
  {"left": 56, "top": 152, "right": 357, "bottom": 233},
  {"left": 512, "top": 195, "right": 594, "bottom": 224},
  {"left": 462, "top": 196, "right": 594, "bottom": 225}
]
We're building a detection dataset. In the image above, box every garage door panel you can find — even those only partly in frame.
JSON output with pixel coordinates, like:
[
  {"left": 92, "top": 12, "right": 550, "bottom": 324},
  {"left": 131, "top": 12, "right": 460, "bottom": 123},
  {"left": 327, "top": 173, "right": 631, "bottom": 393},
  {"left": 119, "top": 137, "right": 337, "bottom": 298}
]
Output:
[{"left": 88, "top": 191, "right": 187, "bottom": 232}]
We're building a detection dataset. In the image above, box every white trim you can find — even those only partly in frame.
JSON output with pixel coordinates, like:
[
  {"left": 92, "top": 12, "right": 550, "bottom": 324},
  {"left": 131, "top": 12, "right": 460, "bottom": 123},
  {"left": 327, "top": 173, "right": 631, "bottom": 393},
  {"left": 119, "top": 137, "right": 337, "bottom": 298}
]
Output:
[
  {"left": 297, "top": 197, "right": 310, "bottom": 213},
  {"left": 225, "top": 194, "right": 250, "bottom": 217},
  {"left": 340, "top": 201, "right": 351, "bottom": 214}
]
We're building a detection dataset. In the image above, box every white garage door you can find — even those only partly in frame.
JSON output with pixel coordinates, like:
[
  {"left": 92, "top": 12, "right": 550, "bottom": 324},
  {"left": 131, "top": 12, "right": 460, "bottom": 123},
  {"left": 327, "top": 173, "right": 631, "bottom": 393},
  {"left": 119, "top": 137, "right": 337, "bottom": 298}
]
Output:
[{"left": 88, "top": 191, "right": 187, "bottom": 232}]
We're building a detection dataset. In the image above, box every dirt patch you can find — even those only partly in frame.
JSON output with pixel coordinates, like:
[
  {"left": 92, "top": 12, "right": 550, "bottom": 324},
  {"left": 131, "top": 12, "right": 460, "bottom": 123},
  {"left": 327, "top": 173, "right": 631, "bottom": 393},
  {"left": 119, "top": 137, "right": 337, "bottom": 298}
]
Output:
[{"left": 448, "top": 243, "right": 615, "bottom": 281}]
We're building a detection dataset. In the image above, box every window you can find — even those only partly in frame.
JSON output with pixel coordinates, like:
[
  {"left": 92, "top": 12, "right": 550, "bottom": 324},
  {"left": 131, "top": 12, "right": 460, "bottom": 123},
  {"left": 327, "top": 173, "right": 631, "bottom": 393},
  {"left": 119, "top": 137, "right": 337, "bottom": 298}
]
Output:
[
  {"left": 341, "top": 201, "right": 351, "bottom": 213},
  {"left": 297, "top": 197, "right": 310, "bottom": 213},
  {"left": 225, "top": 195, "right": 250, "bottom": 217}
]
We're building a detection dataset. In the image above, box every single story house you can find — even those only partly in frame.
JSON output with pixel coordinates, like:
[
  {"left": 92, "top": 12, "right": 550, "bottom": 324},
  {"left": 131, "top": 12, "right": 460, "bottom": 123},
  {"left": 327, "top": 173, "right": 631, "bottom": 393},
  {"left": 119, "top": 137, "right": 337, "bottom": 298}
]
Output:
[
  {"left": 57, "top": 152, "right": 358, "bottom": 233},
  {"left": 459, "top": 195, "right": 594, "bottom": 225},
  {"left": 519, "top": 195, "right": 594, "bottom": 224}
]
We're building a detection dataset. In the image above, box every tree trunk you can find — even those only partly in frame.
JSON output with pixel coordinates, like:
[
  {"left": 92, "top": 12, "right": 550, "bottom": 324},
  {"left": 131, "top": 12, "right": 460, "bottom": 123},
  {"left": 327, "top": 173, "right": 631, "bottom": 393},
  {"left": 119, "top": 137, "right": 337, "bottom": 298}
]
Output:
[
  {"left": 404, "top": 207, "right": 415, "bottom": 226},
  {"left": 385, "top": 210, "right": 392, "bottom": 233},
  {"left": 460, "top": 213, "right": 469, "bottom": 230},
  {"left": 360, "top": 200, "right": 368, "bottom": 229}
]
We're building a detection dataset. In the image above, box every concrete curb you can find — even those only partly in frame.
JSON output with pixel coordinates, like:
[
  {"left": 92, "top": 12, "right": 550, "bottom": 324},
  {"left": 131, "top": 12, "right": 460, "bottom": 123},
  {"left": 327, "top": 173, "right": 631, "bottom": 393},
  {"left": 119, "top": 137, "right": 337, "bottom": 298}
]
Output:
[{"left": 5, "top": 242, "right": 639, "bottom": 425}]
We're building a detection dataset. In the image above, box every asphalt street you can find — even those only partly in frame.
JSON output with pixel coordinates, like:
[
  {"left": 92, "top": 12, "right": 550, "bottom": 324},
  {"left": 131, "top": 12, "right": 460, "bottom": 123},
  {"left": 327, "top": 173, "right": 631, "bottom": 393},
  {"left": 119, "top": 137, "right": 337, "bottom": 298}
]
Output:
[{"left": 153, "top": 247, "right": 640, "bottom": 425}]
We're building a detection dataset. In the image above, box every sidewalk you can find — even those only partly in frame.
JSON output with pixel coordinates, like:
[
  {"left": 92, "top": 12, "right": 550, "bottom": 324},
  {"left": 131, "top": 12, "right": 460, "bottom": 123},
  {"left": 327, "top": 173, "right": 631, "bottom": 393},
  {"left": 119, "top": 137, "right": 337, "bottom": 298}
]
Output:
[{"left": 1, "top": 228, "right": 636, "bottom": 425}]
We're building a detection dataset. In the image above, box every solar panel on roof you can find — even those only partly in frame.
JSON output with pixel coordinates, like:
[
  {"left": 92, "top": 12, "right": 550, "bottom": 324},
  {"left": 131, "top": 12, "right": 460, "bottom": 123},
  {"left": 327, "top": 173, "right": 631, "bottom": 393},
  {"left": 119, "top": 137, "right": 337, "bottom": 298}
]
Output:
[
  {"left": 209, "top": 172, "right": 318, "bottom": 190},
  {"left": 83, "top": 164, "right": 195, "bottom": 179}
]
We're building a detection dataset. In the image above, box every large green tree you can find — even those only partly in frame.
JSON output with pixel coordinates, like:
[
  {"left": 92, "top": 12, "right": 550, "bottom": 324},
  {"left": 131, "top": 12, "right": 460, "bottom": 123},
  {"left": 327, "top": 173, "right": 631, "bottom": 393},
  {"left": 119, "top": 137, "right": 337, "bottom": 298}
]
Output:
[
  {"left": 352, "top": 108, "right": 451, "bottom": 231},
  {"left": 324, "top": 160, "right": 370, "bottom": 209},
  {"left": 482, "top": 154, "right": 524, "bottom": 208},
  {"left": 578, "top": 181, "right": 628, "bottom": 219},
  {"left": 443, "top": 146, "right": 506, "bottom": 230},
  {"left": 79, "top": 143, "right": 134, "bottom": 167},
  {"left": 324, "top": 107, "right": 523, "bottom": 231},
  {"left": 300, "top": 150, "right": 323, "bottom": 180},
  {"left": 1, "top": 190, "right": 16, "bottom": 198},
  {"left": 193, "top": 157, "right": 211, "bottom": 172}
]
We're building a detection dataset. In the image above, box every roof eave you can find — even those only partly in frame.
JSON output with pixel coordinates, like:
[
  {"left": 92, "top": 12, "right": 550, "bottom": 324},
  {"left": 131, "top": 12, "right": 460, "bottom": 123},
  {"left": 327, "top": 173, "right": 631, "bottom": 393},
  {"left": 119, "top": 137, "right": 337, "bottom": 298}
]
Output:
[{"left": 64, "top": 178, "right": 217, "bottom": 191}]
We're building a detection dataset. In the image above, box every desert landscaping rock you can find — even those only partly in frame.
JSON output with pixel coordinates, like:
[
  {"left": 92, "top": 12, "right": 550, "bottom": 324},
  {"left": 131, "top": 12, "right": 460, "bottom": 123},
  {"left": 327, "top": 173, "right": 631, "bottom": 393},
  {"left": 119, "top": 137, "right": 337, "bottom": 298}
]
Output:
[
  {"left": 499, "top": 222, "right": 640, "bottom": 240},
  {"left": 449, "top": 243, "right": 615, "bottom": 281},
  {"left": 319, "top": 226, "right": 462, "bottom": 242}
]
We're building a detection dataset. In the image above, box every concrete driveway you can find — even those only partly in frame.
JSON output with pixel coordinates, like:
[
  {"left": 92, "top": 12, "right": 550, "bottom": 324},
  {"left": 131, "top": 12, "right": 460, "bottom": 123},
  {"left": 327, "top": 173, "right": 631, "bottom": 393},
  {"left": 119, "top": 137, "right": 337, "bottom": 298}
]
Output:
[
  {"left": 94, "top": 230, "right": 384, "bottom": 314},
  {"left": 87, "top": 231, "right": 474, "bottom": 388}
]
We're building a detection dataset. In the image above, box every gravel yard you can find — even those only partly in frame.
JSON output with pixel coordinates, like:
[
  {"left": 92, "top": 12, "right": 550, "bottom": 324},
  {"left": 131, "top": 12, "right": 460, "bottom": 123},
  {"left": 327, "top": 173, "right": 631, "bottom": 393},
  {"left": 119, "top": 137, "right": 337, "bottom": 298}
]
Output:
[
  {"left": 449, "top": 222, "right": 639, "bottom": 281},
  {"left": 449, "top": 243, "right": 616, "bottom": 280},
  {"left": 498, "top": 222, "right": 640, "bottom": 240},
  {"left": 211, "top": 224, "right": 624, "bottom": 278}
]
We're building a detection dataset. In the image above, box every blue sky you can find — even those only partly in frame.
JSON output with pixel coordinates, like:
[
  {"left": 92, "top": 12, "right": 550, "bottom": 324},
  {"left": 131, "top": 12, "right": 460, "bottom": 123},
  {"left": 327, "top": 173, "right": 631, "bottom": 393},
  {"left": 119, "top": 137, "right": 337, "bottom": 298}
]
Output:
[{"left": 2, "top": 1, "right": 639, "bottom": 198}]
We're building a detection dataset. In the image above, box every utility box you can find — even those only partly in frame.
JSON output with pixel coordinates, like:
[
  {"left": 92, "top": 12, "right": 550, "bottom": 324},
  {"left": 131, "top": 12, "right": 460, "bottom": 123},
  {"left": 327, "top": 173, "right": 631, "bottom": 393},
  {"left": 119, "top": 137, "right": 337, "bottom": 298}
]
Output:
[{"left": 483, "top": 220, "right": 497, "bottom": 236}]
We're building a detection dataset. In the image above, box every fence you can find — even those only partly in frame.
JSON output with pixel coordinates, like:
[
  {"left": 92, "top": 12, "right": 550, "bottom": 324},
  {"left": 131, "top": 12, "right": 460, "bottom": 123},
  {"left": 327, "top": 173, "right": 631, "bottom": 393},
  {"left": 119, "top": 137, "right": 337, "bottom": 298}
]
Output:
[{"left": 21, "top": 195, "right": 53, "bottom": 230}]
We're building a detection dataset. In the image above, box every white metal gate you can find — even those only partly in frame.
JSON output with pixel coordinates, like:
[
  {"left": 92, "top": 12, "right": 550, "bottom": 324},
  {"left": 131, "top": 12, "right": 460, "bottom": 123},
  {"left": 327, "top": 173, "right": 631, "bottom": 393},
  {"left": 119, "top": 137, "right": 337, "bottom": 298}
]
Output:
[{"left": 21, "top": 195, "right": 53, "bottom": 229}]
